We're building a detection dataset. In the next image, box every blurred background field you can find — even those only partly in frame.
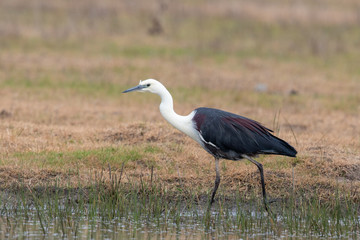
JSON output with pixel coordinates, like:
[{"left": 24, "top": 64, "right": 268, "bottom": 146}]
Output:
[{"left": 0, "top": 0, "right": 359, "bottom": 201}]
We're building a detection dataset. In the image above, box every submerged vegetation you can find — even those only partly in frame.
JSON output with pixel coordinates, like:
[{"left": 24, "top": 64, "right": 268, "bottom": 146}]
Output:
[{"left": 0, "top": 173, "right": 359, "bottom": 239}]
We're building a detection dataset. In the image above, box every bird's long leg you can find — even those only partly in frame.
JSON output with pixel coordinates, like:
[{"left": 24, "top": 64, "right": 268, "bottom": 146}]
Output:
[
  {"left": 209, "top": 157, "right": 220, "bottom": 205},
  {"left": 244, "top": 155, "right": 269, "bottom": 212}
]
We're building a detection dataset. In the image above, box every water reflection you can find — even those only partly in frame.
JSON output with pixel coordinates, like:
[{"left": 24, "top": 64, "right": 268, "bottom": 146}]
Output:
[
  {"left": 0, "top": 204, "right": 358, "bottom": 239},
  {"left": 0, "top": 210, "right": 268, "bottom": 239}
]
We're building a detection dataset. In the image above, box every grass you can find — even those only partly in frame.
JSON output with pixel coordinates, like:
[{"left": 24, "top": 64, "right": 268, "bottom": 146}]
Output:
[
  {"left": 0, "top": 176, "right": 358, "bottom": 239},
  {"left": 0, "top": 0, "right": 359, "bottom": 238},
  {"left": 1, "top": 75, "right": 358, "bottom": 113},
  {"left": 7, "top": 146, "right": 155, "bottom": 170}
]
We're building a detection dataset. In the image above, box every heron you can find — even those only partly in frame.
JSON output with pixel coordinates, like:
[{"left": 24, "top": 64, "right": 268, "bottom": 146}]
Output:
[{"left": 123, "top": 79, "right": 297, "bottom": 210}]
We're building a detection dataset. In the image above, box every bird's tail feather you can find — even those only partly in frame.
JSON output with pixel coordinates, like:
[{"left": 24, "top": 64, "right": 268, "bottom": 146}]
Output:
[{"left": 264, "top": 135, "right": 297, "bottom": 157}]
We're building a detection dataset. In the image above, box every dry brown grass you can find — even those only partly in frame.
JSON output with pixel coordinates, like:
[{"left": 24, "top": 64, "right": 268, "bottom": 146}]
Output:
[{"left": 0, "top": 0, "right": 359, "bottom": 202}]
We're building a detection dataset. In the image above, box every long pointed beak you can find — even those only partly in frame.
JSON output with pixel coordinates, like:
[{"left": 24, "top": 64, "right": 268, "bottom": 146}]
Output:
[{"left": 122, "top": 85, "right": 145, "bottom": 93}]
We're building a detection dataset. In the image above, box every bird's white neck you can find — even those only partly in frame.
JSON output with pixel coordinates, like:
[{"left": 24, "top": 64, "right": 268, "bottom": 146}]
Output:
[
  {"left": 156, "top": 85, "right": 198, "bottom": 142},
  {"left": 158, "top": 86, "right": 175, "bottom": 117},
  {"left": 158, "top": 86, "right": 186, "bottom": 129}
]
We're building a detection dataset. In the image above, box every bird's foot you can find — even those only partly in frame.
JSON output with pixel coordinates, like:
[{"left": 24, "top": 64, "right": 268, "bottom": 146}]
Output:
[
  {"left": 263, "top": 198, "right": 277, "bottom": 213},
  {"left": 208, "top": 197, "right": 215, "bottom": 207}
]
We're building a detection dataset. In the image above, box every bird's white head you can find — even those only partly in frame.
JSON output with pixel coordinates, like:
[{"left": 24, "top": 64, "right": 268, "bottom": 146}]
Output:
[{"left": 122, "top": 79, "right": 165, "bottom": 95}]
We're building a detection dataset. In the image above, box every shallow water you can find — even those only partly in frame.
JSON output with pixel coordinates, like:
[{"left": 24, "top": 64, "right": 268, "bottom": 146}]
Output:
[
  {"left": 0, "top": 187, "right": 358, "bottom": 239},
  {"left": 0, "top": 211, "right": 259, "bottom": 239},
  {"left": 0, "top": 208, "right": 358, "bottom": 240}
]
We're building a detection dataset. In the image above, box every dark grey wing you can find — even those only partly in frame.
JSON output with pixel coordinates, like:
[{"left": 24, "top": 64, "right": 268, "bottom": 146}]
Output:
[{"left": 194, "top": 108, "right": 297, "bottom": 158}]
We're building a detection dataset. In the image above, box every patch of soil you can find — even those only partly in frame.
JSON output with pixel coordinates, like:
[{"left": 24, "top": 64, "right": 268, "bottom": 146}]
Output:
[
  {"left": 0, "top": 109, "right": 11, "bottom": 119},
  {"left": 0, "top": 167, "right": 69, "bottom": 189},
  {"left": 103, "top": 123, "right": 185, "bottom": 145}
]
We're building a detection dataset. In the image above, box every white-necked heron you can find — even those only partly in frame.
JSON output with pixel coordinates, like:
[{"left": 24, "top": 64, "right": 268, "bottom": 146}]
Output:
[{"left": 123, "top": 79, "right": 297, "bottom": 211}]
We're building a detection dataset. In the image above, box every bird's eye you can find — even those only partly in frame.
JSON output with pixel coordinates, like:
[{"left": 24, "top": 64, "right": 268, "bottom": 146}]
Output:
[{"left": 146, "top": 84, "right": 151, "bottom": 87}]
